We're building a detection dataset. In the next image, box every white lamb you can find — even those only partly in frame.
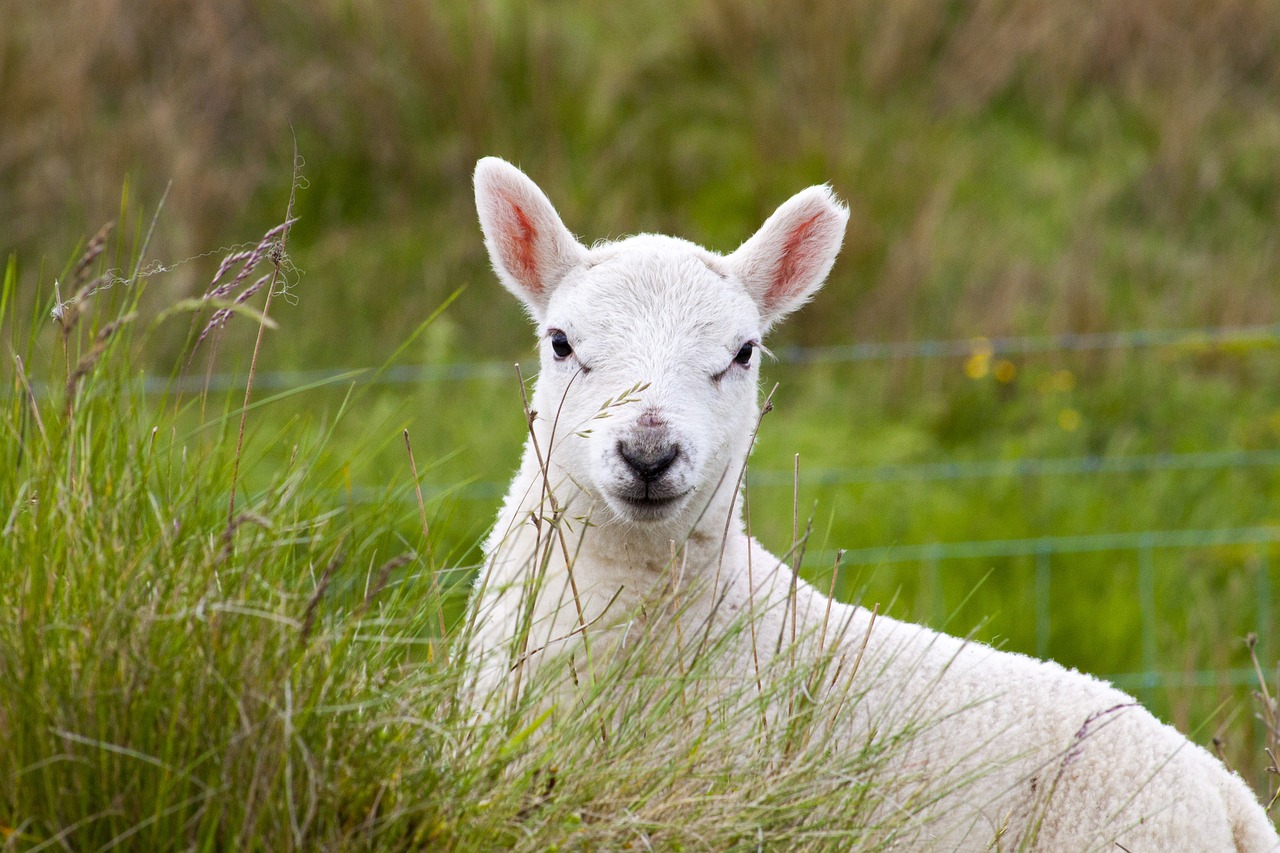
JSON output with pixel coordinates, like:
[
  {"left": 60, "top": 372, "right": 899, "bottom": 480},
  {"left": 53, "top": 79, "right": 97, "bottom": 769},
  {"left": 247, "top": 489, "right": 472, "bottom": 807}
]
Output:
[{"left": 464, "top": 156, "right": 1279, "bottom": 851}]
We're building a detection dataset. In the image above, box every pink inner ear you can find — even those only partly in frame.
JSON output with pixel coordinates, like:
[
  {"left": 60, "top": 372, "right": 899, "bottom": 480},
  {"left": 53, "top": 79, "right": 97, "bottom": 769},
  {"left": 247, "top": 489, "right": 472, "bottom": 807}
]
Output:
[
  {"left": 500, "top": 193, "right": 543, "bottom": 297},
  {"left": 771, "top": 212, "right": 825, "bottom": 308}
]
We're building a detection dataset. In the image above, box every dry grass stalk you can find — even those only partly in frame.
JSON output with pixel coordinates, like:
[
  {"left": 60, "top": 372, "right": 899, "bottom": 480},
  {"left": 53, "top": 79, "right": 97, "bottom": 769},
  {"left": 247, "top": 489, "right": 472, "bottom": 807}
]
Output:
[
  {"left": 225, "top": 142, "right": 302, "bottom": 542},
  {"left": 790, "top": 453, "right": 800, "bottom": 648},
  {"left": 299, "top": 550, "right": 345, "bottom": 648},
  {"left": 819, "top": 549, "right": 845, "bottom": 656},
  {"left": 51, "top": 221, "right": 114, "bottom": 335},
  {"left": 828, "top": 603, "right": 878, "bottom": 725},
  {"left": 700, "top": 383, "right": 779, "bottom": 666},
  {"left": 504, "top": 362, "right": 571, "bottom": 711},
  {"left": 403, "top": 428, "right": 446, "bottom": 638},
  {"left": 12, "top": 355, "right": 47, "bottom": 467},
  {"left": 514, "top": 586, "right": 624, "bottom": 670},
  {"left": 363, "top": 553, "right": 413, "bottom": 610},
  {"left": 64, "top": 313, "right": 136, "bottom": 420},
  {"left": 514, "top": 362, "right": 588, "bottom": 634},
  {"left": 668, "top": 538, "right": 690, "bottom": 714},
  {"left": 1246, "top": 633, "right": 1279, "bottom": 812},
  {"left": 742, "top": 479, "right": 764, "bottom": 705}
]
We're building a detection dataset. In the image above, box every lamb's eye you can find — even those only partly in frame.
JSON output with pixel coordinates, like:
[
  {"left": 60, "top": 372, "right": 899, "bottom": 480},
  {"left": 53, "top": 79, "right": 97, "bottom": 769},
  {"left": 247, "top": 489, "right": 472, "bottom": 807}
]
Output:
[
  {"left": 733, "top": 341, "right": 754, "bottom": 366},
  {"left": 550, "top": 329, "right": 573, "bottom": 359}
]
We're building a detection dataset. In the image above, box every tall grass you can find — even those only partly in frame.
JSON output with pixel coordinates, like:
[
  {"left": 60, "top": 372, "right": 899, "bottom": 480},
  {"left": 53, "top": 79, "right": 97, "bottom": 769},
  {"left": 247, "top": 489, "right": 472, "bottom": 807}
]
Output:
[
  {"left": 0, "top": 215, "right": 996, "bottom": 850},
  {"left": 5, "top": 2, "right": 1280, "bottom": 838},
  {"left": 5, "top": 221, "right": 1274, "bottom": 847},
  {"left": 2, "top": 214, "right": 447, "bottom": 847}
]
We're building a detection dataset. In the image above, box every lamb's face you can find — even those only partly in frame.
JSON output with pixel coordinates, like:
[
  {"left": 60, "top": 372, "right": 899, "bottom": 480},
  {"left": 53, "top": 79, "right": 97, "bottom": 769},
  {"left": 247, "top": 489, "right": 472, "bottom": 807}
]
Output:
[
  {"left": 473, "top": 156, "right": 848, "bottom": 527},
  {"left": 536, "top": 240, "right": 763, "bottom": 524}
]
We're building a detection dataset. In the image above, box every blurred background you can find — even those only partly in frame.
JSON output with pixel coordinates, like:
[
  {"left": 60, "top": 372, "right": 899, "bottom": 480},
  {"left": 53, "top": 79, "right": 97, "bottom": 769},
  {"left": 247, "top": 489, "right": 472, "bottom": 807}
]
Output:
[{"left": 4, "top": 0, "right": 1280, "bottom": 783}]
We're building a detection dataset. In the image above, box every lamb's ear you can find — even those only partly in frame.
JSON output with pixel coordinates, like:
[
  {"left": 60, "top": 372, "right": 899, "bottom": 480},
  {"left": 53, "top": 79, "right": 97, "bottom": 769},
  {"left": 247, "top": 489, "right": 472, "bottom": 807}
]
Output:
[
  {"left": 727, "top": 185, "right": 849, "bottom": 330},
  {"left": 474, "top": 157, "right": 587, "bottom": 319}
]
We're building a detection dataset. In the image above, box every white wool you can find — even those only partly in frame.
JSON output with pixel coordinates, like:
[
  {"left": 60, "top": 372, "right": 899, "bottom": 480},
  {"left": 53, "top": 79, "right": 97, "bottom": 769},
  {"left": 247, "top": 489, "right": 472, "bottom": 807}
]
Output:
[{"left": 465, "top": 156, "right": 1280, "bottom": 851}]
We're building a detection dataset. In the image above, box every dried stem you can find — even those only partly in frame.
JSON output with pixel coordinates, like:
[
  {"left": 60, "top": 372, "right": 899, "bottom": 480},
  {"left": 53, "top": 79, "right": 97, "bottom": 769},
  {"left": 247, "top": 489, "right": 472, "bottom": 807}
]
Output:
[
  {"left": 742, "top": 476, "right": 768, "bottom": 734},
  {"left": 506, "top": 362, "right": 589, "bottom": 708},
  {"left": 513, "top": 585, "right": 624, "bottom": 669},
  {"left": 299, "top": 551, "right": 344, "bottom": 648},
  {"left": 774, "top": 517, "right": 812, "bottom": 658},
  {"left": 404, "top": 429, "right": 446, "bottom": 638},
  {"left": 514, "top": 363, "right": 587, "bottom": 632},
  {"left": 743, "top": 479, "right": 764, "bottom": 702},
  {"left": 819, "top": 549, "right": 845, "bottom": 656},
  {"left": 792, "top": 453, "right": 800, "bottom": 576},
  {"left": 696, "top": 384, "right": 779, "bottom": 664},
  {"left": 669, "top": 539, "right": 689, "bottom": 715},
  {"left": 829, "top": 604, "right": 879, "bottom": 724},
  {"left": 65, "top": 313, "right": 136, "bottom": 421},
  {"left": 1246, "top": 633, "right": 1279, "bottom": 810},
  {"left": 363, "top": 553, "right": 413, "bottom": 611},
  {"left": 225, "top": 141, "right": 302, "bottom": 547},
  {"left": 13, "top": 355, "right": 47, "bottom": 462}
]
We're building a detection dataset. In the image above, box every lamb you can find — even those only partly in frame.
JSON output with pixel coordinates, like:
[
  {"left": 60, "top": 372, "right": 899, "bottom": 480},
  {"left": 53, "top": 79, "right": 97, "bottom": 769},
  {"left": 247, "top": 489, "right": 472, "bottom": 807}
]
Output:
[{"left": 464, "top": 155, "right": 1280, "bottom": 851}]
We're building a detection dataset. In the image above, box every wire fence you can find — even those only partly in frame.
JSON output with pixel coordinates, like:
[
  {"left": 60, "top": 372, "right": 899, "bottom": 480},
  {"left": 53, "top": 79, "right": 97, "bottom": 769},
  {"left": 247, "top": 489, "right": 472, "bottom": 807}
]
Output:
[
  {"left": 288, "top": 321, "right": 1279, "bottom": 694},
  {"left": 802, "top": 525, "right": 1277, "bottom": 691},
  {"left": 393, "top": 470, "right": 1278, "bottom": 692},
  {"left": 377, "top": 446, "right": 1280, "bottom": 503},
  {"left": 24, "top": 319, "right": 1280, "bottom": 693},
  {"left": 126, "top": 320, "right": 1280, "bottom": 395}
]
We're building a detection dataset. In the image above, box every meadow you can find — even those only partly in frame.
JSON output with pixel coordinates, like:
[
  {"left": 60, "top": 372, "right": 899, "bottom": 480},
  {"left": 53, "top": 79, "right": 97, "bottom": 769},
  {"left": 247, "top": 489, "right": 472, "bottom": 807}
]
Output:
[{"left": 3, "top": 0, "right": 1280, "bottom": 846}]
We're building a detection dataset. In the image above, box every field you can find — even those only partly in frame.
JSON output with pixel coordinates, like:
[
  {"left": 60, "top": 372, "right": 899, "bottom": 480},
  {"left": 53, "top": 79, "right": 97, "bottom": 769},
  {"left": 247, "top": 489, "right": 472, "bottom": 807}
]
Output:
[{"left": 3, "top": 0, "right": 1280, "bottom": 847}]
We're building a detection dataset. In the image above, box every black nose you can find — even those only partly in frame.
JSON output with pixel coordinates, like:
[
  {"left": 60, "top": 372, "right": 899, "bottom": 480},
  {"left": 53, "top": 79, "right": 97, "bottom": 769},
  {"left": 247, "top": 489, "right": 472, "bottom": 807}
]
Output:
[{"left": 619, "top": 442, "right": 679, "bottom": 483}]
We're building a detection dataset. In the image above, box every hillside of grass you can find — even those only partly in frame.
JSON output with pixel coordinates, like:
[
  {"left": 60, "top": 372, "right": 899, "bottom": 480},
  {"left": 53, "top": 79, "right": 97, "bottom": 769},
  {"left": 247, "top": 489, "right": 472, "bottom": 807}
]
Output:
[{"left": 6, "top": 1, "right": 1280, "bottom": 363}]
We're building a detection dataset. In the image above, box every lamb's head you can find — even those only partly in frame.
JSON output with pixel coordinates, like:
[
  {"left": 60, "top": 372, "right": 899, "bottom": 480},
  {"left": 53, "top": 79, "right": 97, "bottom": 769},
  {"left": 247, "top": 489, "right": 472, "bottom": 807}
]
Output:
[{"left": 475, "top": 157, "right": 848, "bottom": 528}]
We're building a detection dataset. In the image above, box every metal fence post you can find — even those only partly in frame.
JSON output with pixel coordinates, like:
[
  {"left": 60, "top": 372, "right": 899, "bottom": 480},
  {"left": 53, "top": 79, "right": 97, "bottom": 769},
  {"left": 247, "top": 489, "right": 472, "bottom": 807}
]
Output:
[
  {"left": 927, "top": 548, "right": 943, "bottom": 627},
  {"left": 1035, "top": 545, "right": 1051, "bottom": 658},
  {"left": 1259, "top": 547, "right": 1272, "bottom": 663},
  {"left": 1138, "top": 539, "right": 1157, "bottom": 690}
]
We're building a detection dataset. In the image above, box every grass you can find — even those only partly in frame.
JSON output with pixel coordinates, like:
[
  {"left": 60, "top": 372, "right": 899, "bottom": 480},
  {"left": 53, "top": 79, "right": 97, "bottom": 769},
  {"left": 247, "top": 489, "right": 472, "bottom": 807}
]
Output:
[
  {"left": 0, "top": 222, "right": 976, "bottom": 850},
  {"left": 4, "top": 0, "right": 1280, "bottom": 840},
  {"left": 7, "top": 0, "right": 1280, "bottom": 364},
  {"left": 2, "top": 201, "right": 1278, "bottom": 848}
]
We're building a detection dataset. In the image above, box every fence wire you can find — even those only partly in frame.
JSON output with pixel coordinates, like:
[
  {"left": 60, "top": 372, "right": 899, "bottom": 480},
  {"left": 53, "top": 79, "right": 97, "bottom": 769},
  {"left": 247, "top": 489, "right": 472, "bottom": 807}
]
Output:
[
  {"left": 125, "top": 320, "right": 1280, "bottom": 395},
  {"left": 799, "top": 527, "right": 1278, "bottom": 692},
  {"left": 22, "top": 319, "right": 1280, "bottom": 694}
]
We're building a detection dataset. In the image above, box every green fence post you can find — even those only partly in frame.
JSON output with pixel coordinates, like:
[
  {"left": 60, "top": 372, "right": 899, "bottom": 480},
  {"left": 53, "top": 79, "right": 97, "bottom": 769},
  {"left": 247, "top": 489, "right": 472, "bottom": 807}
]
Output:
[
  {"left": 928, "top": 548, "right": 943, "bottom": 628},
  {"left": 1035, "top": 546, "right": 1051, "bottom": 658},
  {"left": 1139, "top": 539, "right": 1157, "bottom": 690},
  {"left": 1259, "top": 547, "right": 1272, "bottom": 663}
]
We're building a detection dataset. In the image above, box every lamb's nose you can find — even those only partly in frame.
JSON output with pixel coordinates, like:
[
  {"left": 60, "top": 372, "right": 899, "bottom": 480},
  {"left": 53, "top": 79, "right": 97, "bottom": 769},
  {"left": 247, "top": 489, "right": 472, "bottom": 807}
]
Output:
[
  {"left": 636, "top": 410, "right": 665, "bottom": 429},
  {"left": 619, "top": 441, "right": 679, "bottom": 483}
]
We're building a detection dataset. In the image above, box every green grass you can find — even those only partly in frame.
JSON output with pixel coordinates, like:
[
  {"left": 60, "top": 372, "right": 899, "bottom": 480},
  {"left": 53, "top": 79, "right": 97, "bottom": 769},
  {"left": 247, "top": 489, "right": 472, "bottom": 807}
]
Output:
[
  {"left": 3, "top": 206, "right": 1276, "bottom": 848},
  {"left": 4, "top": 0, "right": 1280, "bottom": 840},
  {"left": 0, "top": 226, "right": 967, "bottom": 850}
]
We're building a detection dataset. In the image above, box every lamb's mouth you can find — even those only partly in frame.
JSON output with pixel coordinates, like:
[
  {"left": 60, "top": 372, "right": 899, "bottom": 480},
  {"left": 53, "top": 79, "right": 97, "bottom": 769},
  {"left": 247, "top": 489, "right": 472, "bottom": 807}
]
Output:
[{"left": 612, "top": 489, "right": 691, "bottom": 520}]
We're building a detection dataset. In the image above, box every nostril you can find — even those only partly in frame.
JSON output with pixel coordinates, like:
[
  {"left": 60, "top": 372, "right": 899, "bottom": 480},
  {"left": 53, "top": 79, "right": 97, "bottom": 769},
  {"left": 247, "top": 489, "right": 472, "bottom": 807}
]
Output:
[
  {"left": 619, "top": 441, "right": 680, "bottom": 483},
  {"left": 649, "top": 445, "right": 678, "bottom": 478}
]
